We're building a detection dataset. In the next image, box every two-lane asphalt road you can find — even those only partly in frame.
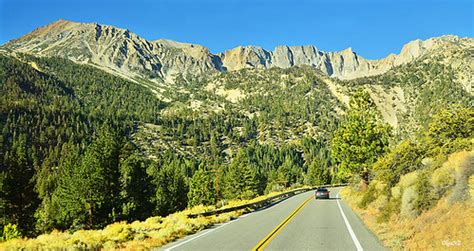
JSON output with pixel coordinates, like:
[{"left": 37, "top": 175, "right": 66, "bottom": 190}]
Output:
[{"left": 161, "top": 188, "right": 385, "bottom": 251}]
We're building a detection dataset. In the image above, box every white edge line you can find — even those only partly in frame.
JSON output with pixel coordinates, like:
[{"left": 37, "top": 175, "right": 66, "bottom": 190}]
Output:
[
  {"left": 337, "top": 192, "right": 364, "bottom": 251},
  {"left": 164, "top": 218, "right": 238, "bottom": 251}
]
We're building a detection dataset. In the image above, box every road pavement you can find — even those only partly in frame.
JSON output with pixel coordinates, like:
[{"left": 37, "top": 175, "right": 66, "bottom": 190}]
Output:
[{"left": 161, "top": 187, "right": 385, "bottom": 251}]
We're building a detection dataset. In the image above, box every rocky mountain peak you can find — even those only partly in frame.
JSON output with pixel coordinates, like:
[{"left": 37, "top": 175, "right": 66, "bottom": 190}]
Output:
[
  {"left": 340, "top": 47, "right": 354, "bottom": 54},
  {"left": 2, "top": 20, "right": 472, "bottom": 84}
]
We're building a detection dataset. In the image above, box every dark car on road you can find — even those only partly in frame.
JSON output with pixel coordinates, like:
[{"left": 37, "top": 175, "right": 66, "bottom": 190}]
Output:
[{"left": 315, "top": 188, "right": 330, "bottom": 199}]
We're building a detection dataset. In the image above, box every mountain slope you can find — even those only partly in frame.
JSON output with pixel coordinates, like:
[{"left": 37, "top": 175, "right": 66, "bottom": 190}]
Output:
[
  {"left": 342, "top": 42, "right": 473, "bottom": 134},
  {"left": 2, "top": 19, "right": 471, "bottom": 138}
]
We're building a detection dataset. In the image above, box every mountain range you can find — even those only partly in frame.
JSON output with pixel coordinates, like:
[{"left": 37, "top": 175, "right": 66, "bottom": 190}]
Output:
[
  {"left": 3, "top": 19, "right": 472, "bottom": 85},
  {"left": 1, "top": 19, "right": 473, "bottom": 137},
  {"left": 1, "top": 19, "right": 473, "bottom": 138}
]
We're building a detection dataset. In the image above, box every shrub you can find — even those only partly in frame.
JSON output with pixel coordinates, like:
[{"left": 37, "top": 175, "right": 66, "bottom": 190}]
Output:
[
  {"left": 358, "top": 184, "right": 377, "bottom": 209},
  {"left": 34, "top": 230, "right": 70, "bottom": 249},
  {"left": 426, "top": 105, "right": 474, "bottom": 151},
  {"left": 400, "top": 186, "right": 417, "bottom": 219},
  {"left": 444, "top": 138, "right": 473, "bottom": 154},
  {"left": 431, "top": 165, "right": 455, "bottom": 199},
  {"left": 398, "top": 171, "right": 419, "bottom": 189},
  {"left": 68, "top": 230, "right": 105, "bottom": 249},
  {"left": 1, "top": 223, "right": 21, "bottom": 241},
  {"left": 431, "top": 153, "right": 463, "bottom": 199},
  {"left": 374, "top": 140, "right": 423, "bottom": 188},
  {"left": 102, "top": 222, "right": 135, "bottom": 242},
  {"left": 372, "top": 194, "right": 388, "bottom": 212},
  {"left": 449, "top": 151, "right": 474, "bottom": 204},
  {"left": 414, "top": 171, "right": 435, "bottom": 213},
  {"left": 377, "top": 196, "right": 400, "bottom": 223},
  {"left": 391, "top": 186, "right": 402, "bottom": 200}
]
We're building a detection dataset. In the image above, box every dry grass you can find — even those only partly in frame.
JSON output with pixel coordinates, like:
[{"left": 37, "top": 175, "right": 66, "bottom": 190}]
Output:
[
  {"left": 341, "top": 150, "right": 474, "bottom": 250},
  {"left": 342, "top": 188, "right": 474, "bottom": 250},
  {"left": 0, "top": 208, "right": 242, "bottom": 250},
  {"left": 0, "top": 187, "right": 308, "bottom": 250},
  {"left": 403, "top": 200, "right": 473, "bottom": 250}
]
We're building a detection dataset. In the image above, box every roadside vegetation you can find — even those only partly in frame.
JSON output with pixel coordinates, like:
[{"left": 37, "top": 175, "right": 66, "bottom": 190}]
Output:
[
  {"left": 340, "top": 105, "right": 473, "bottom": 249},
  {"left": 0, "top": 187, "right": 306, "bottom": 249}
]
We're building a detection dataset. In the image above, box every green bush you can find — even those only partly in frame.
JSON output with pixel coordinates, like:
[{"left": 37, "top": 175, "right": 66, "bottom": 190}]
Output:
[
  {"left": 431, "top": 162, "right": 456, "bottom": 199},
  {"left": 426, "top": 106, "right": 474, "bottom": 150},
  {"left": 391, "top": 186, "right": 402, "bottom": 200},
  {"left": 358, "top": 184, "right": 377, "bottom": 209},
  {"left": 1, "top": 223, "right": 21, "bottom": 241},
  {"left": 414, "top": 171, "right": 435, "bottom": 214},
  {"left": 398, "top": 171, "right": 419, "bottom": 189},
  {"left": 377, "top": 196, "right": 400, "bottom": 223},
  {"left": 372, "top": 194, "right": 388, "bottom": 212},
  {"left": 374, "top": 140, "right": 423, "bottom": 188}
]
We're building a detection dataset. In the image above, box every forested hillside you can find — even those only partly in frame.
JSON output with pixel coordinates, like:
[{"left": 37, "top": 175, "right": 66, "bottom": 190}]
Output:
[
  {"left": 0, "top": 54, "right": 164, "bottom": 235},
  {"left": 0, "top": 54, "right": 338, "bottom": 238}
]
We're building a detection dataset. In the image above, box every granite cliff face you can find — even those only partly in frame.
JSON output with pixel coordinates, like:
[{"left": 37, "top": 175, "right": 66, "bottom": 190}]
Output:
[
  {"left": 3, "top": 19, "right": 221, "bottom": 82},
  {"left": 219, "top": 36, "right": 472, "bottom": 79},
  {"left": 3, "top": 19, "right": 472, "bottom": 83}
]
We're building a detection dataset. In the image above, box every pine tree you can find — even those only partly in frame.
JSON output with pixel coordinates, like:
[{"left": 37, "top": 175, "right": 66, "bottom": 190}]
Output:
[
  {"left": 223, "top": 149, "right": 261, "bottom": 200},
  {"left": 55, "top": 127, "right": 120, "bottom": 229},
  {"left": 150, "top": 159, "right": 188, "bottom": 216},
  {"left": 331, "top": 90, "right": 391, "bottom": 184},
  {"left": 187, "top": 168, "right": 217, "bottom": 207},
  {"left": 0, "top": 134, "right": 38, "bottom": 235},
  {"left": 305, "top": 157, "right": 331, "bottom": 186},
  {"left": 35, "top": 141, "right": 78, "bottom": 232},
  {"left": 118, "top": 150, "right": 153, "bottom": 220}
]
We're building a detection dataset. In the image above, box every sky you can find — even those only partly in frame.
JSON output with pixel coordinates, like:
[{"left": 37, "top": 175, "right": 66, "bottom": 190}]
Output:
[{"left": 0, "top": 0, "right": 472, "bottom": 59}]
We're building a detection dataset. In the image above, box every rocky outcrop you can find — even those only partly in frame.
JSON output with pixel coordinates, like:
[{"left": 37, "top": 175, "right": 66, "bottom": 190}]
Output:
[
  {"left": 3, "top": 19, "right": 472, "bottom": 83},
  {"left": 219, "top": 46, "right": 271, "bottom": 71}
]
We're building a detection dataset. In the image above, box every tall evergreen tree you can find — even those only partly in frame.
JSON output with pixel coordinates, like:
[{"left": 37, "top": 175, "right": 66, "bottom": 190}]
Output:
[
  {"left": 187, "top": 168, "right": 217, "bottom": 207},
  {"left": 150, "top": 159, "right": 188, "bottom": 216},
  {"left": 223, "top": 149, "right": 261, "bottom": 200},
  {"left": 0, "top": 134, "right": 38, "bottom": 235},
  {"left": 35, "top": 141, "right": 78, "bottom": 232},
  {"left": 55, "top": 126, "right": 120, "bottom": 229},
  {"left": 331, "top": 90, "right": 391, "bottom": 184},
  {"left": 305, "top": 157, "right": 331, "bottom": 186},
  {"left": 118, "top": 148, "right": 153, "bottom": 221}
]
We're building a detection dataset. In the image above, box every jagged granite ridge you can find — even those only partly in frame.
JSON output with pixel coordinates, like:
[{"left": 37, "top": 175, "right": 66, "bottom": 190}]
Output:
[{"left": 2, "top": 19, "right": 473, "bottom": 83}]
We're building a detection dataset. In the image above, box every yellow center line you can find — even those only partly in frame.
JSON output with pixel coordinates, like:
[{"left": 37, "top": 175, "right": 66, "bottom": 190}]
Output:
[{"left": 252, "top": 194, "right": 315, "bottom": 251}]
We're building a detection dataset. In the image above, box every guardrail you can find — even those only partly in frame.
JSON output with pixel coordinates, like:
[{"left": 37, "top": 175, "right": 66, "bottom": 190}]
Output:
[{"left": 188, "top": 183, "right": 347, "bottom": 218}]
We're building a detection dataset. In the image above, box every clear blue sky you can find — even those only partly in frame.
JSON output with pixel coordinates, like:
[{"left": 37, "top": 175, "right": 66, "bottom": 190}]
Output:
[{"left": 0, "top": 0, "right": 472, "bottom": 59}]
